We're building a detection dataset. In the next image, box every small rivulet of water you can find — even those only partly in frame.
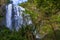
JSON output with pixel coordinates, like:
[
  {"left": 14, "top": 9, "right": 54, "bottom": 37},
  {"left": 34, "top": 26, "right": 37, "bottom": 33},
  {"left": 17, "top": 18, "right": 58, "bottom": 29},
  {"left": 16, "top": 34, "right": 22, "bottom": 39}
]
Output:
[{"left": 6, "top": 0, "right": 32, "bottom": 31}]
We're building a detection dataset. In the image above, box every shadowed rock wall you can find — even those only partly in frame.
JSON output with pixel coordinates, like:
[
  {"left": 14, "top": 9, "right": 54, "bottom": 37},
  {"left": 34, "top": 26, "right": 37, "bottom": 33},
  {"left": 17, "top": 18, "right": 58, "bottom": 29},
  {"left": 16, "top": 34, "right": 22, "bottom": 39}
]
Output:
[{"left": 0, "top": 0, "right": 7, "bottom": 26}]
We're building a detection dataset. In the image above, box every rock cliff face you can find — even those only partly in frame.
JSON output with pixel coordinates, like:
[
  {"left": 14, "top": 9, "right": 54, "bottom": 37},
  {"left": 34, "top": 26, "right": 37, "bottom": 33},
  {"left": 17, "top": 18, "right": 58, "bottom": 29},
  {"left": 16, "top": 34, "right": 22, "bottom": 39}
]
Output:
[
  {"left": 0, "top": 0, "right": 9, "bottom": 16},
  {"left": 0, "top": 0, "right": 7, "bottom": 26},
  {"left": 0, "top": 0, "right": 7, "bottom": 5}
]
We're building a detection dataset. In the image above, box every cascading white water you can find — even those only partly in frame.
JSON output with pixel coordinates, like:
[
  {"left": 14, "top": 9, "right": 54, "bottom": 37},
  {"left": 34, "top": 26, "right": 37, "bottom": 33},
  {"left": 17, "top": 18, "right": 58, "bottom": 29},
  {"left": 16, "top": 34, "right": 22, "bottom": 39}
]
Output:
[
  {"left": 6, "top": 0, "right": 32, "bottom": 31},
  {"left": 6, "top": 4, "right": 12, "bottom": 30},
  {"left": 5, "top": 0, "right": 41, "bottom": 39}
]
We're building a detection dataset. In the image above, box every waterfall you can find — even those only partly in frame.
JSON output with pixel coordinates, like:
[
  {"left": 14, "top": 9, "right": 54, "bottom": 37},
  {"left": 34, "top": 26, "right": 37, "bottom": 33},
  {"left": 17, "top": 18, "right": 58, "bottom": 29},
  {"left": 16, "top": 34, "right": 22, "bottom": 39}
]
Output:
[
  {"left": 6, "top": 4, "right": 12, "bottom": 30},
  {"left": 5, "top": 0, "right": 41, "bottom": 39},
  {"left": 6, "top": 0, "right": 32, "bottom": 31}
]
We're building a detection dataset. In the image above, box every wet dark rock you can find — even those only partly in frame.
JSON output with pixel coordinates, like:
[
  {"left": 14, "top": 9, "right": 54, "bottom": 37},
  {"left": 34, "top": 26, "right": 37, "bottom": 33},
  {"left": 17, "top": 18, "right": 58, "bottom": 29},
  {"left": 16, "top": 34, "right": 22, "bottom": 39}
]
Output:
[{"left": 0, "top": 4, "right": 6, "bottom": 27}]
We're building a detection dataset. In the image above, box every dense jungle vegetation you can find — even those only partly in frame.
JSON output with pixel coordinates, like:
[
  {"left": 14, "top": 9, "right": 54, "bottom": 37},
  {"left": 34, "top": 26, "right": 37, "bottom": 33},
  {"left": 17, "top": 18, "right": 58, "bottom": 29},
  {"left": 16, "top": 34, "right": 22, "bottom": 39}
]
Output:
[{"left": 0, "top": 0, "right": 60, "bottom": 40}]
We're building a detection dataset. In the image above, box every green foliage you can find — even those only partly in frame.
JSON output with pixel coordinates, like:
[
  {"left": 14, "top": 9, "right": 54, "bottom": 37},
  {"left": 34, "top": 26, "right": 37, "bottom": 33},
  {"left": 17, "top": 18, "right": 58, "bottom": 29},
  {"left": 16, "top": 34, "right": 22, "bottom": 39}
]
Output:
[
  {"left": 0, "top": 25, "right": 34, "bottom": 40},
  {"left": 35, "top": 0, "right": 60, "bottom": 18},
  {"left": 36, "top": 0, "right": 60, "bottom": 10},
  {"left": 24, "top": 9, "right": 38, "bottom": 23},
  {"left": 20, "top": 0, "right": 60, "bottom": 40},
  {"left": 6, "top": 0, "right": 10, "bottom": 4}
]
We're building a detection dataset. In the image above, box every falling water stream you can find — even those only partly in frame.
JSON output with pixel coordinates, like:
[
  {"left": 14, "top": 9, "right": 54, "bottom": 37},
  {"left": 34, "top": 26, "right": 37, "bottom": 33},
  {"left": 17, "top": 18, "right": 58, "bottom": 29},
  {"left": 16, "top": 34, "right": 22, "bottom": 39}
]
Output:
[
  {"left": 6, "top": 4, "right": 12, "bottom": 30},
  {"left": 6, "top": 0, "right": 32, "bottom": 31},
  {"left": 5, "top": 0, "right": 41, "bottom": 39}
]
